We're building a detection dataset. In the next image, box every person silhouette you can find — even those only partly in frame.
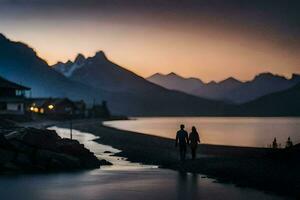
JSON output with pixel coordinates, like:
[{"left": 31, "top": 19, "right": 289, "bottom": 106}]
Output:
[
  {"left": 286, "top": 137, "right": 293, "bottom": 148},
  {"left": 272, "top": 137, "right": 278, "bottom": 149},
  {"left": 175, "top": 124, "right": 189, "bottom": 161},
  {"left": 189, "top": 126, "right": 200, "bottom": 160}
]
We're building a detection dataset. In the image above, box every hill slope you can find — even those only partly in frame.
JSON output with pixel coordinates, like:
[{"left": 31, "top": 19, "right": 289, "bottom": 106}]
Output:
[
  {"left": 0, "top": 33, "right": 104, "bottom": 103},
  {"left": 147, "top": 72, "right": 300, "bottom": 103},
  {"left": 228, "top": 73, "right": 300, "bottom": 103},
  {"left": 0, "top": 33, "right": 230, "bottom": 116},
  {"left": 237, "top": 83, "right": 300, "bottom": 116},
  {"left": 53, "top": 51, "right": 228, "bottom": 115}
]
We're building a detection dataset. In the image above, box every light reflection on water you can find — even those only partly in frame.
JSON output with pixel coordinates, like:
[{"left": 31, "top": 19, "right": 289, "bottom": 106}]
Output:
[
  {"left": 103, "top": 117, "right": 300, "bottom": 147},
  {"left": 0, "top": 168, "right": 285, "bottom": 200},
  {"left": 0, "top": 126, "right": 285, "bottom": 200},
  {"left": 48, "top": 126, "right": 157, "bottom": 170}
]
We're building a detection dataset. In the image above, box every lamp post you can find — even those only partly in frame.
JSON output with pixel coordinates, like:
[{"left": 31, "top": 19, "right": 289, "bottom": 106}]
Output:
[{"left": 70, "top": 110, "right": 73, "bottom": 140}]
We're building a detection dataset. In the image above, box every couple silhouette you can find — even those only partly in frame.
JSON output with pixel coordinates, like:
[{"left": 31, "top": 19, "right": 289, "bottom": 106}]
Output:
[{"left": 175, "top": 124, "right": 200, "bottom": 161}]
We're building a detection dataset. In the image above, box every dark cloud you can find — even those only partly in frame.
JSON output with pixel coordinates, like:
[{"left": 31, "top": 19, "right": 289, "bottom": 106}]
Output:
[
  {"left": 1, "top": 0, "right": 299, "bottom": 48},
  {"left": 2, "top": 0, "right": 299, "bottom": 27}
]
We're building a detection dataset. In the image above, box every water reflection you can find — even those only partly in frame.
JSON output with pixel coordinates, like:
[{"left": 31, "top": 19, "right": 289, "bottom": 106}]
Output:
[
  {"left": 0, "top": 127, "right": 285, "bottom": 200},
  {"left": 177, "top": 172, "right": 210, "bottom": 200},
  {"left": 48, "top": 126, "right": 158, "bottom": 170},
  {"left": 0, "top": 169, "right": 284, "bottom": 200},
  {"left": 103, "top": 117, "right": 300, "bottom": 147}
]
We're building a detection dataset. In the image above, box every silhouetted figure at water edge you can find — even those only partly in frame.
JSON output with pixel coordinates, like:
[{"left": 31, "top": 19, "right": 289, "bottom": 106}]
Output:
[
  {"left": 286, "top": 137, "right": 293, "bottom": 148},
  {"left": 272, "top": 137, "right": 278, "bottom": 149},
  {"left": 189, "top": 126, "right": 200, "bottom": 160},
  {"left": 175, "top": 124, "right": 189, "bottom": 161}
]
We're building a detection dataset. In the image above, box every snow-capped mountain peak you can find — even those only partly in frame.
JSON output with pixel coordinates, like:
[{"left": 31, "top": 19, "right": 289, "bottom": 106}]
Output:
[{"left": 52, "top": 54, "right": 86, "bottom": 77}]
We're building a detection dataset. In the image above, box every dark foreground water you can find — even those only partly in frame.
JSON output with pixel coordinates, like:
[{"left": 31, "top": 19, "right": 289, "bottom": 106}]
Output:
[
  {"left": 0, "top": 127, "right": 286, "bottom": 200},
  {"left": 103, "top": 117, "right": 300, "bottom": 147}
]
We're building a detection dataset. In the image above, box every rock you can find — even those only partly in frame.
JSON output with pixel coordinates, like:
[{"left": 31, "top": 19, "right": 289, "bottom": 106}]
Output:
[
  {"left": 48, "top": 159, "right": 65, "bottom": 170},
  {"left": 55, "top": 138, "right": 101, "bottom": 168},
  {"left": 35, "top": 149, "right": 81, "bottom": 170},
  {"left": 0, "top": 119, "right": 16, "bottom": 128},
  {"left": 9, "top": 140, "right": 36, "bottom": 154},
  {"left": 0, "top": 149, "right": 15, "bottom": 164},
  {"left": 6, "top": 128, "right": 61, "bottom": 151},
  {"left": 0, "top": 127, "right": 101, "bottom": 173},
  {"left": 0, "top": 134, "right": 14, "bottom": 150},
  {"left": 14, "top": 153, "right": 33, "bottom": 168},
  {"left": 104, "top": 151, "right": 112, "bottom": 154},
  {"left": 99, "top": 159, "right": 113, "bottom": 166},
  {"left": 0, "top": 119, "right": 18, "bottom": 133},
  {"left": 1, "top": 162, "right": 21, "bottom": 172},
  {"left": 56, "top": 139, "right": 90, "bottom": 158}
]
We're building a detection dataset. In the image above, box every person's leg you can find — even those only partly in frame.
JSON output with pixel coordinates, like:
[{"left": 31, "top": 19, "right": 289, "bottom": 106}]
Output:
[
  {"left": 191, "top": 147, "right": 196, "bottom": 160},
  {"left": 179, "top": 146, "right": 184, "bottom": 161},
  {"left": 191, "top": 148, "right": 194, "bottom": 160},
  {"left": 182, "top": 145, "right": 186, "bottom": 161}
]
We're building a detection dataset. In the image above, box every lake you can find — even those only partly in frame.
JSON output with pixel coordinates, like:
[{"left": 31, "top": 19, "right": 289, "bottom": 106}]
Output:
[
  {"left": 0, "top": 126, "right": 284, "bottom": 200},
  {"left": 103, "top": 117, "right": 300, "bottom": 148}
]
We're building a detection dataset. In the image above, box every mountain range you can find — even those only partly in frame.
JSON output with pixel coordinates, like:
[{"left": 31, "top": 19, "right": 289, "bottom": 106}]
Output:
[
  {"left": 0, "top": 33, "right": 227, "bottom": 116},
  {"left": 1, "top": 32, "right": 300, "bottom": 116},
  {"left": 236, "top": 82, "right": 300, "bottom": 116},
  {"left": 52, "top": 50, "right": 228, "bottom": 115},
  {"left": 147, "top": 72, "right": 300, "bottom": 103},
  {"left": 0, "top": 34, "right": 103, "bottom": 101}
]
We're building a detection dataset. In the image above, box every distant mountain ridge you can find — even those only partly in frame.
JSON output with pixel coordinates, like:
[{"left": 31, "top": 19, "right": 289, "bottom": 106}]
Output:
[
  {"left": 54, "top": 51, "right": 167, "bottom": 92},
  {"left": 228, "top": 72, "right": 300, "bottom": 103},
  {"left": 0, "top": 33, "right": 229, "bottom": 116},
  {"left": 2, "top": 32, "right": 300, "bottom": 116},
  {"left": 147, "top": 72, "right": 300, "bottom": 103},
  {"left": 52, "top": 50, "right": 228, "bottom": 115},
  {"left": 0, "top": 33, "right": 103, "bottom": 101},
  {"left": 236, "top": 82, "right": 300, "bottom": 116},
  {"left": 53, "top": 53, "right": 86, "bottom": 77}
]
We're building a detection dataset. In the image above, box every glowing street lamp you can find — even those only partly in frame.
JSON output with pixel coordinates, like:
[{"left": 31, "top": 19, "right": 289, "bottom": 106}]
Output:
[{"left": 48, "top": 104, "right": 54, "bottom": 110}]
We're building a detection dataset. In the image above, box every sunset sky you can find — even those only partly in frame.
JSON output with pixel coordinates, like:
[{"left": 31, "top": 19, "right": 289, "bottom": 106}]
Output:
[{"left": 0, "top": 0, "right": 299, "bottom": 82}]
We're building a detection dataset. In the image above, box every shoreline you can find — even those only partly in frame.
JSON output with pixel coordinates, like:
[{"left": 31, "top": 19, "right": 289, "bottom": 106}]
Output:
[{"left": 54, "top": 119, "right": 300, "bottom": 198}]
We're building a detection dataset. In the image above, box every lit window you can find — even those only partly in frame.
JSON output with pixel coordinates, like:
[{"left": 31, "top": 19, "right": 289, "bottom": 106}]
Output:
[{"left": 48, "top": 104, "right": 54, "bottom": 110}]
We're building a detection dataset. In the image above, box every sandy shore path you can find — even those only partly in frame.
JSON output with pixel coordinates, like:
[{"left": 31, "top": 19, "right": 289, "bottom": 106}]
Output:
[
  {"left": 5, "top": 119, "right": 283, "bottom": 200},
  {"left": 51, "top": 119, "right": 299, "bottom": 199}
]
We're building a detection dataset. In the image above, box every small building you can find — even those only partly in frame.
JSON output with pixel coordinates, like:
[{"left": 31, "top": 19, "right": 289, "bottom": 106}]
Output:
[
  {"left": 89, "top": 101, "right": 111, "bottom": 118},
  {"left": 73, "top": 100, "right": 87, "bottom": 117},
  {"left": 28, "top": 98, "right": 86, "bottom": 119},
  {"left": 0, "top": 76, "right": 30, "bottom": 115}
]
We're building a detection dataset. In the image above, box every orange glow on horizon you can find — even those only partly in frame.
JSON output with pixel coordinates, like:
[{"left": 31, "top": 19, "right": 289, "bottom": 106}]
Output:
[{"left": 2, "top": 17, "right": 300, "bottom": 82}]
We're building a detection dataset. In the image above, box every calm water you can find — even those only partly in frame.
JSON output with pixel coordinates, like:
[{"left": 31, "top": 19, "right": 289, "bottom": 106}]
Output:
[
  {"left": 0, "top": 126, "right": 284, "bottom": 200},
  {"left": 103, "top": 117, "right": 300, "bottom": 147}
]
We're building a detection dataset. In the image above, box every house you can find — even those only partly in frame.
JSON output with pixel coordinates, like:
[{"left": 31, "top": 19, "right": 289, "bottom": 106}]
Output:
[
  {"left": 89, "top": 101, "right": 111, "bottom": 118},
  {"left": 28, "top": 98, "right": 86, "bottom": 119},
  {"left": 0, "top": 76, "right": 30, "bottom": 115},
  {"left": 73, "top": 100, "right": 87, "bottom": 117}
]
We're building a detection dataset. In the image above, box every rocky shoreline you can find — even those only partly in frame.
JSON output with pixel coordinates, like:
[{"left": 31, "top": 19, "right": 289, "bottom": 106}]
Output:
[{"left": 0, "top": 126, "right": 103, "bottom": 174}]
